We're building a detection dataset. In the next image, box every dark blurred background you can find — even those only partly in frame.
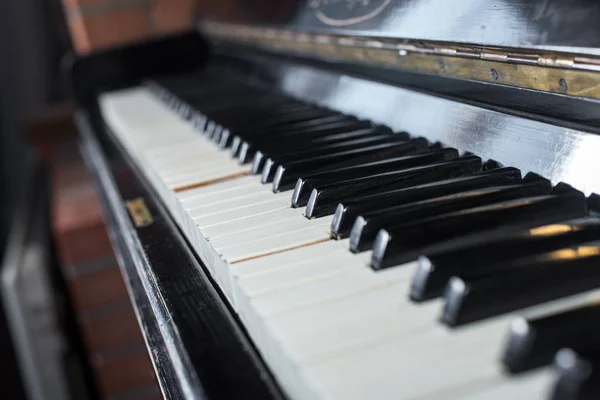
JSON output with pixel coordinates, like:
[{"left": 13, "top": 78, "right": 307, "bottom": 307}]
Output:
[
  {"left": 0, "top": 1, "right": 200, "bottom": 399},
  {"left": 0, "top": 0, "right": 70, "bottom": 228}
]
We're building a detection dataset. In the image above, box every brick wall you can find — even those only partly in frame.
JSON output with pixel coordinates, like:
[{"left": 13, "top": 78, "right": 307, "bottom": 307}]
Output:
[
  {"left": 62, "top": 0, "right": 200, "bottom": 53},
  {"left": 51, "top": 143, "right": 161, "bottom": 399}
]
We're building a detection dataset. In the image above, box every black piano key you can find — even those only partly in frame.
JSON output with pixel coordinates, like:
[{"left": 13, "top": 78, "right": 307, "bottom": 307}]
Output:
[
  {"left": 218, "top": 128, "right": 233, "bottom": 148},
  {"left": 272, "top": 138, "right": 430, "bottom": 191},
  {"left": 502, "top": 301, "right": 600, "bottom": 374},
  {"left": 257, "top": 108, "right": 339, "bottom": 130},
  {"left": 230, "top": 107, "right": 334, "bottom": 157},
  {"left": 331, "top": 167, "right": 521, "bottom": 238},
  {"left": 553, "top": 182, "right": 585, "bottom": 197},
  {"left": 589, "top": 193, "right": 600, "bottom": 214},
  {"left": 261, "top": 133, "right": 409, "bottom": 183},
  {"left": 523, "top": 171, "right": 552, "bottom": 184},
  {"left": 411, "top": 217, "right": 600, "bottom": 302},
  {"left": 309, "top": 157, "right": 483, "bottom": 220},
  {"left": 231, "top": 135, "right": 246, "bottom": 157},
  {"left": 552, "top": 349, "right": 600, "bottom": 400},
  {"left": 371, "top": 193, "right": 588, "bottom": 269},
  {"left": 350, "top": 181, "right": 552, "bottom": 253},
  {"left": 207, "top": 101, "right": 304, "bottom": 143},
  {"left": 441, "top": 239, "right": 600, "bottom": 327},
  {"left": 237, "top": 117, "right": 365, "bottom": 155},
  {"left": 482, "top": 158, "right": 504, "bottom": 170},
  {"left": 222, "top": 104, "right": 318, "bottom": 138},
  {"left": 291, "top": 149, "right": 459, "bottom": 207},
  {"left": 250, "top": 122, "right": 383, "bottom": 172},
  {"left": 193, "top": 94, "right": 301, "bottom": 132},
  {"left": 254, "top": 119, "right": 374, "bottom": 146},
  {"left": 242, "top": 125, "right": 380, "bottom": 166},
  {"left": 251, "top": 126, "right": 377, "bottom": 173},
  {"left": 256, "top": 113, "right": 353, "bottom": 136},
  {"left": 209, "top": 124, "right": 225, "bottom": 142}
]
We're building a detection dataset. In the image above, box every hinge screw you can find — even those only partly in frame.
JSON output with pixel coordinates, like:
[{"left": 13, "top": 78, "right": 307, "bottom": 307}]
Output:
[{"left": 559, "top": 78, "right": 568, "bottom": 92}]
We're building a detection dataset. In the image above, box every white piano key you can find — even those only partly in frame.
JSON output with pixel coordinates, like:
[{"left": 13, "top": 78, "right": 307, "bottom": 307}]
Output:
[
  {"left": 211, "top": 215, "right": 333, "bottom": 251},
  {"left": 187, "top": 190, "right": 279, "bottom": 218},
  {"left": 158, "top": 155, "right": 245, "bottom": 178},
  {"left": 243, "top": 254, "right": 397, "bottom": 318},
  {"left": 176, "top": 175, "right": 262, "bottom": 204},
  {"left": 165, "top": 166, "right": 250, "bottom": 190},
  {"left": 266, "top": 275, "right": 440, "bottom": 365},
  {"left": 221, "top": 226, "right": 333, "bottom": 264},
  {"left": 230, "top": 239, "right": 350, "bottom": 280},
  {"left": 299, "top": 319, "right": 510, "bottom": 400},
  {"left": 442, "top": 368, "right": 553, "bottom": 400},
  {"left": 201, "top": 207, "right": 306, "bottom": 240},
  {"left": 228, "top": 239, "right": 350, "bottom": 307},
  {"left": 300, "top": 289, "right": 600, "bottom": 400},
  {"left": 147, "top": 140, "right": 219, "bottom": 159},
  {"left": 236, "top": 248, "right": 354, "bottom": 297},
  {"left": 182, "top": 183, "right": 271, "bottom": 210},
  {"left": 193, "top": 197, "right": 290, "bottom": 228}
]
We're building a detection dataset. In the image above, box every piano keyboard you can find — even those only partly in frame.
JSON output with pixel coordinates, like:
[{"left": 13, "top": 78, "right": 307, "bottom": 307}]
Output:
[{"left": 99, "top": 69, "right": 600, "bottom": 400}]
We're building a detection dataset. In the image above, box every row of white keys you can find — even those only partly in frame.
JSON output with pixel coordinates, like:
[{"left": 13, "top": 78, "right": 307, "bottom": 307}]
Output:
[
  {"left": 101, "top": 86, "right": 371, "bottom": 307},
  {"left": 101, "top": 88, "right": 343, "bottom": 273},
  {"left": 99, "top": 88, "right": 256, "bottom": 274},
  {"left": 221, "top": 237, "right": 412, "bottom": 398},
  {"left": 114, "top": 95, "right": 357, "bottom": 306},
  {"left": 177, "top": 175, "right": 261, "bottom": 206},
  {"left": 298, "top": 289, "right": 600, "bottom": 400},
  {"left": 230, "top": 227, "right": 600, "bottom": 400},
  {"left": 100, "top": 88, "right": 250, "bottom": 191}
]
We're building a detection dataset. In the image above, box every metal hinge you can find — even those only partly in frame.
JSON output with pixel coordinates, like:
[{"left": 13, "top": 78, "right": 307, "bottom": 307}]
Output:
[{"left": 201, "top": 21, "right": 600, "bottom": 72}]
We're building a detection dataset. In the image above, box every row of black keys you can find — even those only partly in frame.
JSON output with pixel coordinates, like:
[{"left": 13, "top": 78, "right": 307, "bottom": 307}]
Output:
[{"left": 149, "top": 70, "right": 600, "bottom": 399}]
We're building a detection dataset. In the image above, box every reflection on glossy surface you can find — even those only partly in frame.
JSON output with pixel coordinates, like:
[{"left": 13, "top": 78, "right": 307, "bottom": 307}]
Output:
[
  {"left": 545, "top": 245, "right": 600, "bottom": 261},
  {"left": 206, "top": 0, "right": 600, "bottom": 53},
  {"left": 529, "top": 224, "right": 577, "bottom": 236},
  {"left": 311, "top": 0, "right": 393, "bottom": 27},
  {"left": 259, "top": 57, "right": 600, "bottom": 194}
]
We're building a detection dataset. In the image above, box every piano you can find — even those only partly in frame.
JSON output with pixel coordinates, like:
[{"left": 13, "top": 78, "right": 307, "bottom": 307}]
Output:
[{"left": 70, "top": 1, "right": 600, "bottom": 399}]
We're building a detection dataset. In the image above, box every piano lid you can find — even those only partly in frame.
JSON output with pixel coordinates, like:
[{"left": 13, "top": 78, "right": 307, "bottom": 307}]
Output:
[
  {"left": 197, "top": 1, "right": 600, "bottom": 105},
  {"left": 197, "top": 0, "right": 600, "bottom": 54}
]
